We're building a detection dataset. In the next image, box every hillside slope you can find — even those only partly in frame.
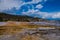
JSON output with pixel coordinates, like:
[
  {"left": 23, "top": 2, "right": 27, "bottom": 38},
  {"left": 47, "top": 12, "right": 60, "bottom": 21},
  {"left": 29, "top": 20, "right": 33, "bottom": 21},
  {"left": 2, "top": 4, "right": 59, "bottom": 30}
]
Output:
[
  {"left": 0, "top": 13, "right": 47, "bottom": 22},
  {"left": 0, "top": 12, "right": 60, "bottom": 23}
]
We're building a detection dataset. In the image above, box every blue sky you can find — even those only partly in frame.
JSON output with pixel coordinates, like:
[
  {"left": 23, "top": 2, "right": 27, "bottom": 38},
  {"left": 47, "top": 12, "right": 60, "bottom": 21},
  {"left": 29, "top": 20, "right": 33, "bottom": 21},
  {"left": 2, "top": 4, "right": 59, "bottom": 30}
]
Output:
[{"left": 0, "top": 0, "right": 60, "bottom": 20}]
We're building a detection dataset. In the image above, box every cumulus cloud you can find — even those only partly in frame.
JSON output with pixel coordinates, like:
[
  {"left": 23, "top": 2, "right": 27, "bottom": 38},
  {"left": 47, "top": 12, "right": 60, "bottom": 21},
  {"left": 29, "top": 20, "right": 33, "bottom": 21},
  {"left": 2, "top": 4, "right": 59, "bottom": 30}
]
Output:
[
  {"left": 41, "top": 12, "right": 60, "bottom": 19},
  {"left": 22, "top": 9, "right": 47, "bottom": 17},
  {"left": 52, "top": 12, "right": 60, "bottom": 18},
  {"left": 22, "top": 9, "right": 60, "bottom": 19},
  {"left": 0, "top": 0, "right": 23, "bottom": 11},
  {"left": 0, "top": 0, "right": 47, "bottom": 11}
]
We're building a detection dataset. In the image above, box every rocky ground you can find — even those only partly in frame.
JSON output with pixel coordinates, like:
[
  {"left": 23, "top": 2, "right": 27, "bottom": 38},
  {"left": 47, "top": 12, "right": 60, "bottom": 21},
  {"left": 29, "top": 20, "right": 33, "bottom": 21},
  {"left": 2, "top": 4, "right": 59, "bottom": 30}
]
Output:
[
  {"left": 0, "top": 28, "right": 60, "bottom": 40},
  {"left": 0, "top": 22, "right": 60, "bottom": 40}
]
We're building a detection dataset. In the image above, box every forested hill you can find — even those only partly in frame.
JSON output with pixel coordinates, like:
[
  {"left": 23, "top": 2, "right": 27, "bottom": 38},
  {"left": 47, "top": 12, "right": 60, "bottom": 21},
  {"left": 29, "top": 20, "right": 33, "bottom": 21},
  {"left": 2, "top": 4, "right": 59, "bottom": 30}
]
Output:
[
  {"left": 0, "top": 12, "right": 60, "bottom": 23},
  {"left": 0, "top": 13, "right": 46, "bottom": 22}
]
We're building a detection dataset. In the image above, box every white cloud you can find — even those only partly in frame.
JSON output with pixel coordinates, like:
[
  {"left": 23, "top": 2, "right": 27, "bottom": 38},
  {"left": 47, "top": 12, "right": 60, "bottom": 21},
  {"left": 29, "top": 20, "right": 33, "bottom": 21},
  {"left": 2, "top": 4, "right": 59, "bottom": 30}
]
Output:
[
  {"left": 22, "top": 8, "right": 45, "bottom": 16},
  {"left": 0, "top": 0, "right": 47, "bottom": 11},
  {"left": 22, "top": 9, "right": 60, "bottom": 19},
  {"left": 31, "top": 0, "right": 43, "bottom": 4},
  {"left": 52, "top": 12, "right": 60, "bottom": 18},
  {"left": 36, "top": 4, "right": 43, "bottom": 9},
  {"left": 0, "top": 0, "right": 23, "bottom": 11},
  {"left": 29, "top": 0, "right": 47, "bottom": 4},
  {"left": 22, "top": 9, "right": 39, "bottom": 15}
]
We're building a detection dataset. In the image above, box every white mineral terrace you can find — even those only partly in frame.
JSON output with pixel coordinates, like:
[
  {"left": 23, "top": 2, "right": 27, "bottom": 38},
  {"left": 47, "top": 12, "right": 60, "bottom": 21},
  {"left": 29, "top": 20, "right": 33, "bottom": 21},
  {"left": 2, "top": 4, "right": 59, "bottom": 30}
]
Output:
[{"left": 0, "top": 22, "right": 60, "bottom": 26}]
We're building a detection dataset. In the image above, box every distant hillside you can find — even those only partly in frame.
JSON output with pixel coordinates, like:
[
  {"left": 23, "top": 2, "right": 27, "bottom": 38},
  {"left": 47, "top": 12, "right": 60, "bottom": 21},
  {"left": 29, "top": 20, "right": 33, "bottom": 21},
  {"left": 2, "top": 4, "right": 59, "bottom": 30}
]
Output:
[
  {"left": 0, "top": 12, "right": 60, "bottom": 23},
  {"left": 0, "top": 12, "right": 46, "bottom": 22}
]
